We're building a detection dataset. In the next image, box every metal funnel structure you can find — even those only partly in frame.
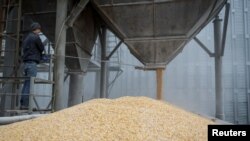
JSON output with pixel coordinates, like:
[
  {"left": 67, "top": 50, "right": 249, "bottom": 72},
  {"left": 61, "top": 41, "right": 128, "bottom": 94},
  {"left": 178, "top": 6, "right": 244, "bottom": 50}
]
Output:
[{"left": 92, "top": 0, "right": 227, "bottom": 68}]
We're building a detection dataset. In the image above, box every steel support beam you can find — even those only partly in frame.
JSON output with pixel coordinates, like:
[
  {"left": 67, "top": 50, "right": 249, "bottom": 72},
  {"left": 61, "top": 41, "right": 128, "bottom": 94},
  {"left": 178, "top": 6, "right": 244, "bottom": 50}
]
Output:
[
  {"left": 194, "top": 37, "right": 215, "bottom": 57},
  {"left": 221, "top": 3, "right": 230, "bottom": 56},
  {"left": 53, "top": 0, "right": 68, "bottom": 111},
  {"left": 0, "top": 5, "right": 18, "bottom": 116},
  {"left": 66, "top": 0, "right": 89, "bottom": 27},
  {"left": 91, "top": 0, "right": 126, "bottom": 38},
  {"left": 99, "top": 0, "right": 180, "bottom": 7},
  {"left": 107, "top": 40, "right": 122, "bottom": 60},
  {"left": 0, "top": 0, "right": 4, "bottom": 52},
  {"left": 28, "top": 77, "right": 35, "bottom": 114},
  {"left": 68, "top": 73, "right": 84, "bottom": 107},
  {"left": 213, "top": 15, "right": 225, "bottom": 120},
  {"left": 12, "top": 0, "right": 22, "bottom": 111},
  {"left": 99, "top": 27, "right": 108, "bottom": 98},
  {"left": 23, "top": 11, "right": 56, "bottom": 15},
  {"left": 124, "top": 35, "right": 187, "bottom": 42}
]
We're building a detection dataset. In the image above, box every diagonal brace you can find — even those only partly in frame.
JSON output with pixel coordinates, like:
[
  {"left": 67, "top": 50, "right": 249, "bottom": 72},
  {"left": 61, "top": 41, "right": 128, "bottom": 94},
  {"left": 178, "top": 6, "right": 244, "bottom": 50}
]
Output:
[
  {"left": 107, "top": 40, "right": 122, "bottom": 60},
  {"left": 66, "top": 0, "right": 89, "bottom": 27},
  {"left": 194, "top": 37, "right": 215, "bottom": 57}
]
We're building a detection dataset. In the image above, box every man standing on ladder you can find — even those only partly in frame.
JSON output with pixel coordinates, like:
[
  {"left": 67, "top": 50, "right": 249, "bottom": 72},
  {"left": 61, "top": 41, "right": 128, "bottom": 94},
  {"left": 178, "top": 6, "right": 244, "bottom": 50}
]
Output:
[{"left": 20, "top": 22, "right": 44, "bottom": 110}]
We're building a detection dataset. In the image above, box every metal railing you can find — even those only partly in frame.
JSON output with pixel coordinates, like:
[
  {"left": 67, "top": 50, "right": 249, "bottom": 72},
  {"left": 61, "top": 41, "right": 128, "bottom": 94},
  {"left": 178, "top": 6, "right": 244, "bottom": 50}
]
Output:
[{"left": 0, "top": 77, "right": 54, "bottom": 115}]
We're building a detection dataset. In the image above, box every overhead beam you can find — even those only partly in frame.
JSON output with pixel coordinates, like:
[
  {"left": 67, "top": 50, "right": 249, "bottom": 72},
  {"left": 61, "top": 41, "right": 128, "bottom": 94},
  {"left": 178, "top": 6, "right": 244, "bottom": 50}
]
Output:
[
  {"left": 23, "top": 11, "right": 56, "bottom": 15},
  {"left": 124, "top": 35, "right": 187, "bottom": 42},
  {"left": 99, "top": 0, "right": 176, "bottom": 7}
]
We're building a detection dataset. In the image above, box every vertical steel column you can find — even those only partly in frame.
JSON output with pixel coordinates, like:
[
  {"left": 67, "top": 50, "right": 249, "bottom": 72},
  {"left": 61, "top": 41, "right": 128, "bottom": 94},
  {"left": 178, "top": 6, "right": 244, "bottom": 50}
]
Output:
[
  {"left": 28, "top": 77, "right": 35, "bottom": 114},
  {"left": 11, "top": 0, "right": 22, "bottom": 110},
  {"left": 0, "top": 0, "right": 4, "bottom": 54},
  {"left": 0, "top": 3, "right": 18, "bottom": 116},
  {"left": 100, "top": 27, "right": 108, "bottom": 98},
  {"left": 54, "top": 0, "right": 68, "bottom": 111},
  {"left": 213, "top": 15, "right": 225, "bottom": 120},
  {"left": 68, "top": 73, "right": 84, "bottom": 107},
  {"left": 48, "top": 43, "right": 52, "bottom": 81}
]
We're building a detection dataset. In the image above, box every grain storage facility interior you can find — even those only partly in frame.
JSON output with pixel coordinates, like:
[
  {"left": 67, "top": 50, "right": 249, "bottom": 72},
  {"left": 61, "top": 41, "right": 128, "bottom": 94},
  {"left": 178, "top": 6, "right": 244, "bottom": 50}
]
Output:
[{"left": 0, "top": 0, "right": 250, "bottom": 140}]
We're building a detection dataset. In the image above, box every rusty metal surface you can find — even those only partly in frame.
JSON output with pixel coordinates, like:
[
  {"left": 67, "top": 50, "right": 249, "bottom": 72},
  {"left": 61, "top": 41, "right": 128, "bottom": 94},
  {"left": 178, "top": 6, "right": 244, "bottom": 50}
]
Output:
[
  {"left": 92, "top": 0, "right": 227, "bottom": 67},
  {"left": 18, "top": 0, "right": 226, "bottom": 69}
]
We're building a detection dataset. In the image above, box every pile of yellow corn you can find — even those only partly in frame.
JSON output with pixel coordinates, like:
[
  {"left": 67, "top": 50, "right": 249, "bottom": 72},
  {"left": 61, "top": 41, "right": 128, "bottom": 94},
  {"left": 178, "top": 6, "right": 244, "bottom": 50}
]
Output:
[{"left": 0, "top": 96, "right": 214, "bottom": 141}]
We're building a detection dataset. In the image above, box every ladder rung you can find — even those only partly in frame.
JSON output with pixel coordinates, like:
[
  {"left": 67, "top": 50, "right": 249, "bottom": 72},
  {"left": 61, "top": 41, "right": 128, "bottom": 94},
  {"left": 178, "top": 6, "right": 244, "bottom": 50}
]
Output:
[
  {"left": 34, "top": 109, "right": 52, "bottom": 112},
  {"left": 0, "top": 32, "right": 17, "bottom": 35},
  {"left": 0, "top": 77, "right": 28, "bottom": 79},
  {"left": 0, "top": 34, "right": 19, "bottom": 39},
  {"left": 0, "top": 49, "right": 16, "bottom": 52},
  {"left": 0, "top": 93, "right": 53, "bottom": 97},
  {"left": 23, "top": 11, "right": 56, "bottom": 15},
  {"left": 1, "top": 19, "right": 18, "bottom": 23},
  {"left": 0, "top": 33, "right": 23, "bottom": 37},
  {"left": 1, "top": 4, "right": 19, "bottom": 8},
  {"left": 0, "top": 35, "right": 18, "bottom": 41},
  {"left": 0, "top": 65, "right": 15, "bottom": 67},
  {"left": 0, "top": 81, "right": 23, "bottom": 83}
]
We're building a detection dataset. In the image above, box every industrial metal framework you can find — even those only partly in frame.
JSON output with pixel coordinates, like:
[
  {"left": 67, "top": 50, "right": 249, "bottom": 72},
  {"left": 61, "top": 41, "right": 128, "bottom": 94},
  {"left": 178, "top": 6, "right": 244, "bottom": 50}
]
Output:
[
  {"left": 0, "top": 0, "right": 123, "bottom": 115},
  {"left": 0, "top": 0, "right": 54, "bottom": 116},
  {"left": 0, "top": 0, "right": 230, "bottom": 123}
]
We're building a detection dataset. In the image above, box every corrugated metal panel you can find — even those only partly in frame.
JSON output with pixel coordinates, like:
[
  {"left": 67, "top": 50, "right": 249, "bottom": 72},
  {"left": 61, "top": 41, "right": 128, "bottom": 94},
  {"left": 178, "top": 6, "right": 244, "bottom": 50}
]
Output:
[
  {"left": 245, "top": 0, "right": 250, "bottom": 124},
  {"left": 230, "top": 0, "right": 248, "bottom": 124},
  {"left": 224, "top": 89, "right": 234, "bottom": 123},
  {"left": 236, "top": 65, "right": 246, "bottom": 88}
]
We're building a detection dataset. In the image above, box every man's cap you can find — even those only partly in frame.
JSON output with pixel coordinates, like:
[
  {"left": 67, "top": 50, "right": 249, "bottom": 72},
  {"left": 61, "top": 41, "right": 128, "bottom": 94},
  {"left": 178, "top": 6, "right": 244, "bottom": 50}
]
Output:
[{"left": 30, "top": 22, "right": 41, "bottom": 31}]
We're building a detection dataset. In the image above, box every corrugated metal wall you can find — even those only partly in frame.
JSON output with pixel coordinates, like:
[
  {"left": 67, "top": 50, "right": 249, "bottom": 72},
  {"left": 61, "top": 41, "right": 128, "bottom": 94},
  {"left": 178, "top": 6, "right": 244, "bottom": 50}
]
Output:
[
  {"left": 229, "top": 0, "right": 250, "bottom": 124},
  {"left": 88, "top": 0, "right": 249, "bottom": 124}
]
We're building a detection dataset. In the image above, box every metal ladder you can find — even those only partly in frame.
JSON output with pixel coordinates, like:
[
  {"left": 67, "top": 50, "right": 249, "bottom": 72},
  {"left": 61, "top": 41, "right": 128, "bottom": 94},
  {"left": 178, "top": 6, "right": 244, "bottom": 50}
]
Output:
[
  {"left": 0, "top": 0, "right": 22, "bottom": 74},
  {"left": 0, "top": 0, "right": 54, "bottom": 116},
  {"left": 0, "top": 0, "right": 23, "bottom": 116}
]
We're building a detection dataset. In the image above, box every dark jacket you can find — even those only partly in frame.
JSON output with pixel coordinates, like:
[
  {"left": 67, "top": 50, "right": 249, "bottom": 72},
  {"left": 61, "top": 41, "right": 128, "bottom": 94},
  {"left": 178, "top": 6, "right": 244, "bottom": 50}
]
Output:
[{"left": 22, "top": 32, "right": 44, "bottom": 63}]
